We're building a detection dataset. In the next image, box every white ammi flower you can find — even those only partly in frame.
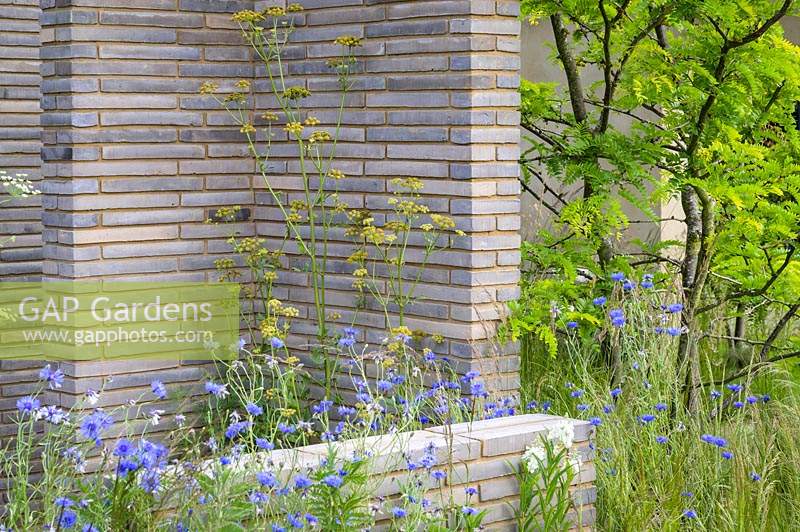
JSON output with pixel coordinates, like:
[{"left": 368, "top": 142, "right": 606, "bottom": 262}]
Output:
[
  {"left": 522, "top": 444, "right": 547, "bottom": 472},
  {"left": 548, "top": 419, "right": 575, "bottom": 449},
  {"left": 523, "top": 420, "right": 582, "bottom": 475}
]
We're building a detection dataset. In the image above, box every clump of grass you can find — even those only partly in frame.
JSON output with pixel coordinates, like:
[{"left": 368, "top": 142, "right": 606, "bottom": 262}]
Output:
[{"left": 520, "top": 273, "right": 800, "bottom": 529}]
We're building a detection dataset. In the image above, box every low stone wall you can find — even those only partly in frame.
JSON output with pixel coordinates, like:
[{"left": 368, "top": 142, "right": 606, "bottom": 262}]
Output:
[{"left": 253, "top": 414, "right": 596, "bottom": 531}]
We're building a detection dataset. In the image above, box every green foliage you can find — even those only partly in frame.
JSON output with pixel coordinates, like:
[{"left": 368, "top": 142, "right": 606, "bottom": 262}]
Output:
[{"left": 517, "top": 0, "right": 800, "bottom": 404}]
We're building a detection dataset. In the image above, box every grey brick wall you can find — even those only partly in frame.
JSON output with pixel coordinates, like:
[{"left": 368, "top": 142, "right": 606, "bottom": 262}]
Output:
[
  {"left": 30, "top": 0, "right": 260, "bottom": 432},
  {"left": 248, "top": 0, "right": 522, "bottom": 394},
  {"left": 2, "top": 0, "right": 522, "bottom": 433},
  {"left": 0, "top": 0, "right": 42, "bottom": 280}
]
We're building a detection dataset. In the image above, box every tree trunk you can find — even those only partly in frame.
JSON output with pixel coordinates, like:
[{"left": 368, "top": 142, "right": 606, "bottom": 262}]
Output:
[{"left": 678, "top": 185, "right": 703, "bottom": 411}]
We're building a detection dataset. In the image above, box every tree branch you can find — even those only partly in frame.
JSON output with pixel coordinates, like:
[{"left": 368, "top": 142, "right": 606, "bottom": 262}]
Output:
[
  {"left": 550, "top": 14, "right": 589, "bottom": 125},
  {"left": 697, "top": 349, "right": 800, "bottom": 388},
  {"left": 519, "top": 178, "right": 562, "bottom": 217},
  {"left": 758, "top": 302, "right": 800, "bottom": 362},
  {"left": 697, "top": 244, "right": 796, "bottom": 314}
]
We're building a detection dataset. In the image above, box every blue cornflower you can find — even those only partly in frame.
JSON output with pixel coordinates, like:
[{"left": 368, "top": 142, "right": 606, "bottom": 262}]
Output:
[
  {"left": 641, "top": 275, "right": 654, "bottom": 289},
  {"left": 245, "top": 402, "right": 263, "bottom": 416},
  {"left": 733, "top": 401, "right": 744, "bottom": 409},
  {"left": 461, "top": 370, "right": 480, "bottom": 382},
  {"left": 150, "top": 380, "right": 167, "bottom": 400},
  {"left": 286, "top": 513, "right": 303, "bottom": 528},
  {"left": 462, "top": 506, "right": 478, "bottom": 516},
  {"left": 204, "top": 381, "right": 228, "bottom": 398},
  {"left": 610, "top": 272, "right": 625, "bottom": 282},
  {"left": 16, "top": 395, "right": 40, "bottom": 415},
  {"left": 272, "top": 526, "right": 286, "bottom": 532},
  {"left": 721, "top": 450, "right": 733, "bottom": 460},
  {"left": 376, "top": 380, "right": 393, "bottom": 393},
  {"left": 278, "top": 423, "right": 296, "bottom": 434},
  {"left": 655, "top": 402, "right": 667, "bottom": 412},
  {"left": 79, "top": 411, "right": 113, "bottom": 445},
  {"left": 610, "top": 387, "right": 622, "bottom": 398},
  {"left": 39, "top": 365, "right": 65, "bottom": 390},
  {"left": 305, "top": 514, "right": 319, "bottom": 526},
  {"left": 639, "top": 414, "right": 656, "bottom": 424},
  {"left": 355, "top": 392, "right": 371, "bottom": 404},
  {"left": 338, "top": 336, "right": 356, "bottom": 348},
  {"left": 566, "top": 321, "right": 578, "bottom": 329},
  {"left": 113, "top": 438, "right": 136, "bottom": 458},
  {"left": 82, "top": 525, "right": 100, "bottom": 532},
  {"left": 603, "top": 404, "right": 614, "bottom": 414},
  {"left": 656, "top": 435, "right": 669, "bottom": 444},
  {"left": 750, "top": 472, "right": 761, "bottom": 481},
  {"left": 60, "top": 510, "right": 77, "bottom": 529},
  {"left": 249, "top": 490, "right": 269, "bottom": 505},
  {"left": 138, "top": 439, "right": 167, "bottom": 469},
  {"left": 666, "top": 327, "right": 681, "bottom": 337},
  {"left": 589, "top": 417, "right": 602, "bottom": 426},
  {"left": 541, "top": 401, "right": 551, "bottom": 412},
  {"left": 322, "top": 474, "right": 343, "bottom": 488},
  {"left": 726, "top": 383, "right": 742, "bottom": 393},
  {"left": 593, "top": 296, "right": 607, "bottom": 306},
  {"left": 419, "top": 452, "right": 437, "bottom": 469},
  {"left": 140, "top": 470, "right": 161, "bottom": 493},
  {"left": 762, "top": 394, "right": 771, "bottom": 403},
  {"left": 312, "top": 399, "right": 333, "bottom": 414},
  {"left": 392, "top": 507, "right": 407, "bottom": 518},
  {"left": 526, "top": 400, "right": 538, "bottom": 410},
  {"left": 270, "top": 337, "right": 285, "bottom": 349},
  {"left": 423, "top": 350, "right": 437, "bottom": 362},
  {"left": 667, "top": 303, "right": 683, "bottom": 313},
  {"left": 577, "top": 404, "right": 589, "bottom": 412},
  {"left": 337, "top": 406, "right": 356, "bottom": 417},
  {"left": 257, "top": 471, "right": 278, "bottom": 488},
  {"left": 465, "top": 486, "right": 478, "bottom": 496},
  {"left": 683, "top": 509, "right": 697, "bottom": 519},
  {"left": 470, "top": 381, "right": 488, "bottom": 398},
  {"left": 430, "top": 469, "right": 447, "bottom": 481},
  {"left": 746, "top": 395, "right": 759, "bottom": 405},
  {"left": 609, "top": 309, "right": 626, "bottom": 327},
  {"left": 700, "top": 434, "right": 727, "bottom": 447},
  {"left": 117, "top": 459, "right": 139, "bottom": 477},
  {"left": 55, "top": 497, "right": 74, "bottom": 508},
  {"left": 711, "top": 390, "right": 722, "bottom": 399},
  {"left": 293, "top": 475, "right": 313, "bottom": 490},
  {"left": 623, "top": 280, "right": 636, "bottom": 291},
  {"left": 39, "top": 405, "right": 67, "bottom": 425},
  {"left": 225, "top": 421, "right": 251, "bottom": 439},
  {"left": 570, "top": 389, "right": 584, "bottom": 398}
]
